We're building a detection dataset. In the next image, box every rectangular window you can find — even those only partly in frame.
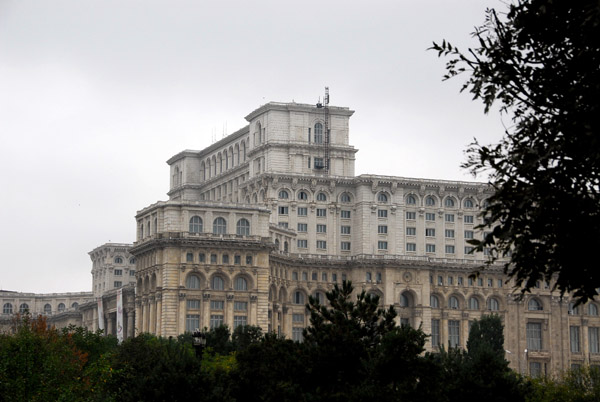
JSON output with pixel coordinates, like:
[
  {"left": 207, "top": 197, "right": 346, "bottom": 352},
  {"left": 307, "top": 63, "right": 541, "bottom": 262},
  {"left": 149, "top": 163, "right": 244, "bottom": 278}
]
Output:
[
  {"left": 366, "top": 272, "right": 372, "bottom": 282},
  {"left": 447, "top": 276, "right": 453, "bottom": 285},
  {"left": 445, "top": 229, "right": 455, "bottom": 238},
  {"left": 186, "top": 253, "right": 194, "bottom": 262},
  {"left": 378, "top": 209, "right": 388, "bottom": 218},
  {"left": 406, "top": 243, "right": 416, "bottom": 252},
  {"left": 114, "top": 281, "right": 122, "bottom": 288},
  {"left": 302, "top": 272, "right": 308, "bottom": 281},
  {"left": 298, "top": 207, "right": 308, "bottom": 216},
  {"left": 341, "top": 242, "right": 351, "bottom": 251},
  {"left": 222, "top": 254, "right": 229, "bottom": 264},
  {"left": 278, "top": 222, "right": 288, "bottom": 229},
  {"left": 341, "top": 226, "right": 351, "bottom": 234},
  {"left": 437, "top": 275, "right": 443, "bottom": 285},
  {"left": 590, "top": 327, "right": 600, "bottom": 354},
  {"left": 316, "top": 208, "right": 327, "bottom": 217},
  {"left": 464, "top": 230, "right": 474, "bottom": 239},
  {"left": 406, "top": 211, "right": 416, "bottom": 220},
  {"left": 448, "top": 320, "right": 460, "bottom": 348},
  {"left": 445, "top": 214, "right": 455, "bottom": 222},
  {"left": 425, "top": 228, "right": 435, "bottom": 237},
  {"left": 341, "top": 210, "right": 351, "bottom": 219},
  {"left": 378, "top": 241, "right": 388, "bottom": 250},
  {"left": 342, "top": 273, "right": 347, "bottom": 281},
  {"left": 210, "top": 300, "right": 224, "bottom": 310},
  {"left": 292, "top": 314, "right": 304, "bottom": 323},
  {"left": 292, "top": 271, "right": 298, "bottom": 280},
  {"left": 465, "top": 246, "right": 474, "bottom": 254},
  {"left": 457, "top": 277, "right": 463, "bottom": 285},
  {"left": 322, "top": 273, "right": 327, "bottom": 281},
  {"left": 199, "top": 253, "right": 206, "bottom": 262},
  {"left": 312, "top": 272, "right": 317, "bottom": 281},
  {"left": 378, "top": 225, "right": 388, "bottom": 234},
  {"left": 114, "top": 269, "right": 122, "bottom": 276},
  {"left": 570, "top": 326, "right": 581, "bottom": 353},
  {"left": 426, "top": 244, "right": 436, "bottom": 253},
  {"left": 316, "top": 240, "right": 327, "bottom": 249},
  {"left": 246, "top": 255, "right": 253, "bottom": 265},
  {"left": 431, "top": 319, "right": 440, "bottom": 347},
  {"left": 210, "top": 315, "right": 224, "bottom": 329},
  {"left": 477, "top": 278, "right": 483, "bottom": 286},
  {"left": 307, "top": 156, "right": 311, "bottom": 168},
  {"left": 292, "top": 327, "right": 304, "bottom": 342},
  {"left": 187, "top": 299, "right": 201, "bottom": 309},
  {"left": 529, "top": 362, "right": 542, "bottom": 378},
  {"left": 406, "top": 227, "right": 416, "bottom": 236},
  {"left": 234, "top": 255, "right": 241, "bottom": 264},
  {"left": 445, "top": 245, "right": 455, "bottom": 254},
  {"left": 376, "top": 272, "right": 382, "bottom": 283},
  {"left": 234, "top": 301, "right": 248, "bottom": 311},
  {"left": 497, "top": 279, "right": 503, "bottom": 288},
  {"left": 464, "top": 215, "right": 474, "bottom": 224},
  {"left": 210, "top": 254, "right": 217, "bottom": 263},
  {"left": 468, "top": 277, "right": 474, "bottom": 286},
  {"left": 130, "top": 270, "right": 136, "bottom": 276},
  {"left": 297, "top": 239, "right": 308, "bottom": 248},
  {"left": 426, "top": 213, "right": 436, "bottom": 221},
  {"left": 314, "top": 157, "right": 324, "bottom": 169},
  {"left": 316, "top": 224, "right": 327, "bottom": 233},
  {"left": 298, "top": 223, "right": 308, "bottom": 232},
  {"left": 487, "top": 278, "right": 493, "bottom": 287},
  {"left": 186, "top": 314, "right": 200, "bottom": 332},
  {"left": 279, "top": 206, "right": 289, "bottom": 215},
  {"left": 332, "top": 273, "right": 337, "bottom": 282},
  {"left": 527, "top": 322, "right": 542, "bottom": 351},
  {"left": 233, "top": 315, "right": 247, "bottom": 329}
]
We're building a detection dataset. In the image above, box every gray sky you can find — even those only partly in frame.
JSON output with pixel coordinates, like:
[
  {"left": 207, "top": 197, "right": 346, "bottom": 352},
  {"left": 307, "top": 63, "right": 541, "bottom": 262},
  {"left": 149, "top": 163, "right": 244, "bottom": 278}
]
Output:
[{"left": 0, "top": 0, "right": 504, "bottom": 293}]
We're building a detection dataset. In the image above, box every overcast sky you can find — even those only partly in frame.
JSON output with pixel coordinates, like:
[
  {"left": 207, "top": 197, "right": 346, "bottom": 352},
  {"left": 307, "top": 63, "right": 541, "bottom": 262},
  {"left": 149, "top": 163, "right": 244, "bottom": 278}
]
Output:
[{"left": 0, "top": 0, "right": 505, "bottom": 294}]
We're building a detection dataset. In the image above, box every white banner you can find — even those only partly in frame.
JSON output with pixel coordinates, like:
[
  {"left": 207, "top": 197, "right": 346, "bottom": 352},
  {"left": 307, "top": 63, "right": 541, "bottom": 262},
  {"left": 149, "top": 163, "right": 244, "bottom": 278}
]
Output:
[
  {"left": 97, "top": 297, "right": 104, "bottom": 332},
  {"left": 116, "top": 288, "right": 124, "bottom": 342}
]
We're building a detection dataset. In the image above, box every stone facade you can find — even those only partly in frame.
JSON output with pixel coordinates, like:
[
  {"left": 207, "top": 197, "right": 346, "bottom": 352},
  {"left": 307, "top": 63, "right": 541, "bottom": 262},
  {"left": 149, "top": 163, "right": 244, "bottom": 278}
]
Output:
[{"left": 130, "top": 100, "right": 600, "bottom": 376}]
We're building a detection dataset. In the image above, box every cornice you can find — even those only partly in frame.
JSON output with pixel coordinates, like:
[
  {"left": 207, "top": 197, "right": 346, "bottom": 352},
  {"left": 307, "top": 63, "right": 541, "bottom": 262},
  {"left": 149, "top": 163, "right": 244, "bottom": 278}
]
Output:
[{"left": 245, "top": 102, "right": 354, "bottom": 122}]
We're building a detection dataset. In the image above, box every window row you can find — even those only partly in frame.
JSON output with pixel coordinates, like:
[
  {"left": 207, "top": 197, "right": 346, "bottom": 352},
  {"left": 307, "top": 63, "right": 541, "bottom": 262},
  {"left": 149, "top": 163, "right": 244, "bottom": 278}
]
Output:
[
  {"left": 432, "top": 275, "right": 504, "bottom": 288},
  {"left": 279, "top": 207, "right": 328, "bottom": 217},
  {"left": 186, "top": 274, "right": 250, "bottom": 291},
  {"left": 199, "top": 140, "right": 247, "bottom": 182},
  {"left": 185, "top": 252, "right": 253, "bottom": 266},
  {"left": 406, "top": 194, "right": 481, "bottom": 209},
  {"left": 278, "top": 190, "right": 354, "bottom": 204},
  {"left": 113, "top": 256, "right": 136, "bottom": 264},
  {"left": 2, "top": 302, "right": 79, "bottom": 315},
  {"left": 570, "top": 326, "right": 600, "bottom": 354},
  {"left": 429, "top": 294, "right": 502, "bottom": 311},
  {"left": 406, "top": 212, "right": 475, "bottom": 223},
  {"left": 188, "top": 216, "right": 250, "bottom": 236}
]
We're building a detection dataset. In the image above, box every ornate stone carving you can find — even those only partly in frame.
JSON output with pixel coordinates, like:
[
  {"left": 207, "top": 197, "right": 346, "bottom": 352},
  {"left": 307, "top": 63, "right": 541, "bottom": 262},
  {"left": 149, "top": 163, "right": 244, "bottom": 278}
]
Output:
[{"left": 203, "top": 293, "right": 211, "bottom": 300}]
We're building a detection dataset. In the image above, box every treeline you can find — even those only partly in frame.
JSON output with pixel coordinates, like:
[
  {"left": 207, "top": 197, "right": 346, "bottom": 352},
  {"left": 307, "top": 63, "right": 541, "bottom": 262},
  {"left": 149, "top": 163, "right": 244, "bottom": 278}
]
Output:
[{"left": 1, "top": 282, "right": 599, "bottom": 401}]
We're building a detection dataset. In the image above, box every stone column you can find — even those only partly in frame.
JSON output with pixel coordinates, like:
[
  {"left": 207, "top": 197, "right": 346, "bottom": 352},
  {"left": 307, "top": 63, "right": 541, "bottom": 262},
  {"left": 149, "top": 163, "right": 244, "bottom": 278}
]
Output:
[
  {"left": 135, "top": 300, "right": 142, "bottom": 336},
  {"left": 142, "top": 298, "right": 148, "bottom": 332},
  {"left": 203, "top": 293, "right": 211, "bottom": 329},
  {"left": 155, "top": 293, "right": 162, "bottom": 335},
  {"left": 126, "top": 309, "right": 134, "bottom": 339},
  {"left": 106, "top": 313, "right": 113, "bottom": 336},
  {"left": 149, "top": 296, "right": 156, "bottom": 334}
]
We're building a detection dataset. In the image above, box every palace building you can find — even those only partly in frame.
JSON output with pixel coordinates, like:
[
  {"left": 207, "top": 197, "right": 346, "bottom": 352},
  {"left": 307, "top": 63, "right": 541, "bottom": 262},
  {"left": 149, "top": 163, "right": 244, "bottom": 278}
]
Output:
[{"left": 129, "top": 99, "right": 600, "bottom": 377}]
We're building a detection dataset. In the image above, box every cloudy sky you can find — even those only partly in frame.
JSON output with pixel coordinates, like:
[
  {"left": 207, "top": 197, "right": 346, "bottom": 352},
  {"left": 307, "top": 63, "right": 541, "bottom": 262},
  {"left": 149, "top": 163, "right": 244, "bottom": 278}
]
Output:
[{"left": 0, "top": 0, "right": 505, "bottom": 293}]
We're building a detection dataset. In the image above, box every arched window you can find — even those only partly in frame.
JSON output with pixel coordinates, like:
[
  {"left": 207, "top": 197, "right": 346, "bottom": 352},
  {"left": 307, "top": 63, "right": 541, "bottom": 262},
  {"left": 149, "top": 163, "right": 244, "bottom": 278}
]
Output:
[
  {"left": 212, "top": 276, "right": 225, "bottom": 291},
  {"left": 445, "top": 197, "right": 455, "bottom": 207},
  {"left": 186, "top": 274, "right": 201, "bottom": 289},
  {"left": 234, "top": 277, "right": 248, "bottom": 291},
  {"left": 468, "top": 297, "right": 480, "bottom": 310},
  {"left": 298, "top": 191, "right": 308, "bottom": 200},
  {"left": 189, "top": 216, "right": 203, "bottom": 233},
  {"left": 19, "top": 303, "right": 29, "bottom": 314},
  {"left": 314, "top": 123, "right": 323, "bottom": 144},
  {"left": 3, "top": 303, "right": 13, "bottom": 314},
  {"left": 279, "top": 190, "right": 289, "bottom": 199},
  {"left": 528, "top": 298, "right": 543, "bottom": 311},
  {"left": 314, "top": 291, "right": 325, "bottom": 305},
  {"left": 425, "top": 196, "right": 436, "bottom": 206},
  {"left": 406, "top": 195, "right": 416, "bottom": 205},
  {"left": 487, "top": 298, "right": 499, "bottom": 311},
  {"left": 464, "top": 198, "right": 474, "bottom": 208},
  {"left": 213, "top": 217, "right": 227, "bottom": 234},
  {"left": 378, "top": 193, "right": 388, "bottom": 203},
  {"left": 58, "top": 303, "right": 65, "bottom": 313},
  {"left": 430, "top": 295, "right": 439, "bottom": 308},
  {"left": 589, "top": 303, "right": 599, "bottom": 316},
  {"left": 316, "top": 192, "right": 327, "bottom": 201},
  {"left": 129, "top": 257, "right": 136, "bottom": 264},
  {"left": 569, "top": 303, "right": 580, "bottom": 315},
  {"left": 44, "top": 304, "right": 52, "bottom": 314},
  {"left": 449, "top": 296, "right": 459, "bottom": 309},
  {"left": 294, "top": 291, "right": 305, "bottom": 305},
  {"left": 340, "top": 193, "right": 351, "bottom": 203},
  {"left": 114, "top": 257, "right": 123, "bottom": 264},
  {"left": 236, "top": 218, "right": 250, "bottom": 236},
  {"left": 400, "top": 292, "right": 411, "bottom": 307},
  {"left": 71, "top": 302, "right": 79, "bottom": 309}
]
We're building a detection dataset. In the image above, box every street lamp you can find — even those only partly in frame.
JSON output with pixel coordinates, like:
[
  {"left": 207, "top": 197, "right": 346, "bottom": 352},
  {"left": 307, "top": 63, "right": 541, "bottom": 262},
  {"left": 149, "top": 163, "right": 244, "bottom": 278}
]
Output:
[{"left": 192, "top": 329, "right": 206, "bottom": 357}]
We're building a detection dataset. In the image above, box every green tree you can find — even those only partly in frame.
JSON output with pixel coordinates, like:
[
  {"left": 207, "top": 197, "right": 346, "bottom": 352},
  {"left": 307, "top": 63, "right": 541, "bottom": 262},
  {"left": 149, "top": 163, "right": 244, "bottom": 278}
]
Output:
[{"left": 432, "top": 0, "right": 600, "bottom": 302}]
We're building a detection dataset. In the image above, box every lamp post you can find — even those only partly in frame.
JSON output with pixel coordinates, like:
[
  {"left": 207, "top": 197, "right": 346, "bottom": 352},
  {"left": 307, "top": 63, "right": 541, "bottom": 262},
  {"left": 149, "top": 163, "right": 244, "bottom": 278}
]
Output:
[{"left": 192, "top": 329, "right": 206, "bottom": 357}]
